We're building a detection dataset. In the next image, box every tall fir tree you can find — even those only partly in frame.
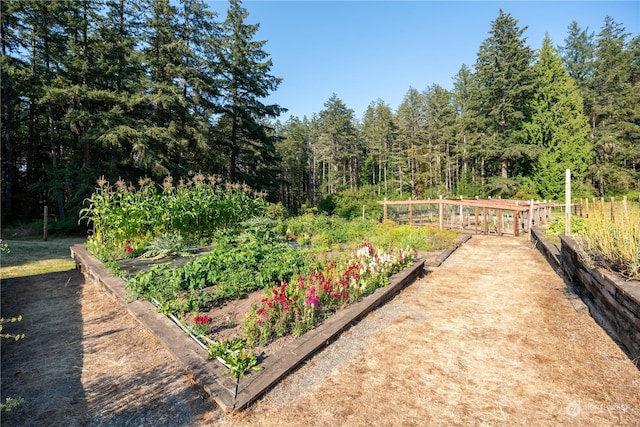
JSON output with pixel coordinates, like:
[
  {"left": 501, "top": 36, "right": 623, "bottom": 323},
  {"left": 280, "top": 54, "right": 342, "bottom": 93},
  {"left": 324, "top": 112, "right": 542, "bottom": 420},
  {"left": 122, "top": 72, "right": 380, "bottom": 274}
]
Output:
[
  {"left": 524, "top": 35, "right": 592, "bottom": 200},
  {"left": 213, "top": 0, "right": 285, "bottom": 192},
  {"left": 361, "top": 99, "right": 397, "bottom": 196},
  {"left": 275, "top": 116, "right": 311, "bottom": 213},
  {"left": 312, "top": 94, "right": 359, "bottom": 197},
  {"left": 452, "top": 64, "right": 482, "bottom": 195},
  {"left": 590, "top": 16, "right": 639, "bottom": 194},
  {"left": 473, "top": 9, "right": 535, "bottom": 196},
  {"left": 423, "top": 84, "right": 456, "bottom": 194},
  {"left": 396, "top": 87, "right": 427, "bottom": 197}
]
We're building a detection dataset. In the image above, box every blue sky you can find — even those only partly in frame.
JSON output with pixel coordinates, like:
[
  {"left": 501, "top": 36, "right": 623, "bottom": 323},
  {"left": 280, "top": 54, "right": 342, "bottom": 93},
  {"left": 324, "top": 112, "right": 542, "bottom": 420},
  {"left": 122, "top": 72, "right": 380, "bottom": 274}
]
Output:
[{"left": 207, "top": 1, "right": 639, "bottom": 122}]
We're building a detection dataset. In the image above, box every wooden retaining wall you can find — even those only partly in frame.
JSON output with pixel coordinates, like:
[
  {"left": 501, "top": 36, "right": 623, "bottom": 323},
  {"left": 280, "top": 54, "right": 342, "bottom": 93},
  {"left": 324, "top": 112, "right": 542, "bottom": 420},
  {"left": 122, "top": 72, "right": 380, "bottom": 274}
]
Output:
[{"left": 559, "top": 236, "right": 640, "bottom": 363}]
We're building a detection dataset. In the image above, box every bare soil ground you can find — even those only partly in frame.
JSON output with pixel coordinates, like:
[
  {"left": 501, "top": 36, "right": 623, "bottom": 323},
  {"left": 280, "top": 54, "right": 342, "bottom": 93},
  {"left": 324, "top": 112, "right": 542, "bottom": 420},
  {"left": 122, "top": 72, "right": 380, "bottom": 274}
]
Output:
[{"left": 2, "top": 235, "right": 639, "bottom": 426}]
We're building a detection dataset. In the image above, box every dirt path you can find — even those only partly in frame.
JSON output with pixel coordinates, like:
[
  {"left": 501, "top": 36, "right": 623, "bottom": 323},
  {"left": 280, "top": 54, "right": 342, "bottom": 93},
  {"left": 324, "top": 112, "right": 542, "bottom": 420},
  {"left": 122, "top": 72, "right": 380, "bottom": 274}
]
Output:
[{"left": 2, "top": 236, "right": 639, "bottom": 426}]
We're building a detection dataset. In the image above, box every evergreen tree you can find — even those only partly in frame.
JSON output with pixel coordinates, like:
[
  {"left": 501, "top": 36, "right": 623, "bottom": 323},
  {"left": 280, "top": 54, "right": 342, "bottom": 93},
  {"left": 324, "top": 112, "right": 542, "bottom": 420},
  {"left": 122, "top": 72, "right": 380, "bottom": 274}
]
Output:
[
  {"left": 452, "top": 64, "right": 482, "bottom": 195},
  {"left": 92, "top": 0, "right": 147, "bottom": 177},
  {"left": 137, "top": 0, "right": 185, "bottom": 176},
  {"left": 275, "top": 116, "right": 311, "bottom": 213},
  {"left": 473, "top": 9, "right": 535, "bottom": 196},
  {"left": 560, "top": 21, "right": 596, "bottom": 85},
  {"left": 396, "top": 87, "right": 427, "bottom": 197},
  {"left": 361, "top": 99, "right": 397, "bottom": 196},
  {"left": 590, "top": 16, "right": 639, "bottom": 194},
  {"left": 560, "top": 21, "right": 596, "bottom": 131},
  {"left": 213, "top": 0, "right": 285, "bottom": 191},
  {"left": 423, "top": 84, "right": 456, "bottom": 194},
  {"left": 524, "top": 35, "right": 592, "bottom": 200},
  {"left": 312, "top": 94, "right": 359, "bottom": 197},
  {"left": 1, "top": 0, "right": 27, "bottom": 218}
]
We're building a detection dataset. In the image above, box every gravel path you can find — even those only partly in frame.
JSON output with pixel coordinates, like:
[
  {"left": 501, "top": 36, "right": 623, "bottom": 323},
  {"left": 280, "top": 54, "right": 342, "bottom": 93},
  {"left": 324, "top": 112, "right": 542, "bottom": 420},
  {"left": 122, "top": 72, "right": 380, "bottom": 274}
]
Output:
[
  {"left": 215, "top": 235, "right": 640, "bottom": 426},
  {"left": 2, "top": 235, "right": 639, "bottom": 426}
]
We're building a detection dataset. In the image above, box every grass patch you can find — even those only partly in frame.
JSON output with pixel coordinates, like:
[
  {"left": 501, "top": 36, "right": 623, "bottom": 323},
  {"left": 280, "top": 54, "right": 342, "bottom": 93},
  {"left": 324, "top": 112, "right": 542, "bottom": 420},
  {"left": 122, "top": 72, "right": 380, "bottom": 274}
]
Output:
[{"left": 0, "top": 238, "right": 84, "bottom": 278}]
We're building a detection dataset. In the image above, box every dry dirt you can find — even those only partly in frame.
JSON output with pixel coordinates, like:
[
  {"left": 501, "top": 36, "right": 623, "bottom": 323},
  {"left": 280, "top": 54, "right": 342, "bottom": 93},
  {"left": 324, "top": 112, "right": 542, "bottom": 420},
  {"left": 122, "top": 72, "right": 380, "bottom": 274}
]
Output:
[{"left": 2, "top": 235, "right": 639, "bottom": 426}]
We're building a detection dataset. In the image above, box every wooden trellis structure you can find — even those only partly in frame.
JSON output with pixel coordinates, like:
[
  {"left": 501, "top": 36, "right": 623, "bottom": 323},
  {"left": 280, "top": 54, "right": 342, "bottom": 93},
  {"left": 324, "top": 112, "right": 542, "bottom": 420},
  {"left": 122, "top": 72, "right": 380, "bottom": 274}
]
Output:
[{"left": 378, "top": 198, "right": 556, "bottom": 236}]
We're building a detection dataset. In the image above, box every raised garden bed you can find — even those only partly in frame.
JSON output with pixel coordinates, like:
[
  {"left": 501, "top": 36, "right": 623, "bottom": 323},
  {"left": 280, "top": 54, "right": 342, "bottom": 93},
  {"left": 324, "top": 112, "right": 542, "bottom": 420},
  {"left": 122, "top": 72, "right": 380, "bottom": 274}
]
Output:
[{"left": 71, "top": 239, "right": 465, "bottom": 412}]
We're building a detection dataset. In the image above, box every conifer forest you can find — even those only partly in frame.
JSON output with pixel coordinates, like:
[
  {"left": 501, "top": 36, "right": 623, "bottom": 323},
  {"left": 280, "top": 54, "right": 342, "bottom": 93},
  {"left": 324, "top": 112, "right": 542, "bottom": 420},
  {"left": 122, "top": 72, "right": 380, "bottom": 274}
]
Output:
[{"left": 1, "top": 0, "right": 639, "bottom": 226}]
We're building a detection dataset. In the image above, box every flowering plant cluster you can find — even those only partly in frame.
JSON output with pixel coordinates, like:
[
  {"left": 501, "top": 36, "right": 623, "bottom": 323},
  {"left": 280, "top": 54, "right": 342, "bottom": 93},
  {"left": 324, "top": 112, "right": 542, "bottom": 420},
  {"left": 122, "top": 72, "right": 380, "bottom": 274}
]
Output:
[
  {"left": 188, "top": 314, "right": 211, "bottom": 338},
  {"left": 243, "top": 242, "right": 414, "bottom": 347}
]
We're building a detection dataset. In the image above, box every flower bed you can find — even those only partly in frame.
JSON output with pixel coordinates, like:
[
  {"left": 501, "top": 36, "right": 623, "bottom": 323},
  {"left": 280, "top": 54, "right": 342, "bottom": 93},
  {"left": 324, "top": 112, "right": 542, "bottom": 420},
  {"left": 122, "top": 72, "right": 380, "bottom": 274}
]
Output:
[{"left": 146, "top": 241, "right": 414, "bottom": 380}]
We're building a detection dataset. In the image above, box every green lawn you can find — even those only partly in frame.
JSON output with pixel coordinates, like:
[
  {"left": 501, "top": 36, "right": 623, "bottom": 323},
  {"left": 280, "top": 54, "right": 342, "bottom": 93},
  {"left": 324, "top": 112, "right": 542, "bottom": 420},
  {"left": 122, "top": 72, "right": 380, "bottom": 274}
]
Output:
[{"left": 0, "top": 238, "right": 85, "bottom": 278}]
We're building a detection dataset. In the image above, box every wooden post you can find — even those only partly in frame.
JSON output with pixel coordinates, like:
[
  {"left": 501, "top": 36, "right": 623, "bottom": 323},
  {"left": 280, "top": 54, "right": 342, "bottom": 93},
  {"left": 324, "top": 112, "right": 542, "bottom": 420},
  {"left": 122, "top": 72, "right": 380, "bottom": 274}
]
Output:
[
  {"left": 610, "top": 196, "right": 615, "bottom": 222},
  {"left": 565, "top": 169, "right": 571, "bottom": 236},
  {"left": 438, "top": 196, "right": 444, "bottom": 230},
  {"left": 459, "top": 196, "right": 463, "bottom": 229},
  {"left": 498, "top": 209, "right": 503, "bottom": 235},
  {"left": 578, "top": 199, "right": 582, "bottom": 217},
  {"left": 483, "top": 207, "right": 488, "bottom": 234},
  {"left": 528, "top": 199, "right": 534, "bottom": 233},
  {"left": 514, "top": 211, "right": 519, "bottom": 237},
  {"left": 474, "top": 207, "right": 479, "bottom": 235},
  {"left": 408, "top": 199, "right": 413, "bottom": 225},
  {"left": 383, "top": 198, "right": 388, "bottom": 222},
  {"left": 43, "top": 205, "right": 49, "bottom": 241},
  {"left": 585, "top": 198, "right": 589, "bottom": 219}
]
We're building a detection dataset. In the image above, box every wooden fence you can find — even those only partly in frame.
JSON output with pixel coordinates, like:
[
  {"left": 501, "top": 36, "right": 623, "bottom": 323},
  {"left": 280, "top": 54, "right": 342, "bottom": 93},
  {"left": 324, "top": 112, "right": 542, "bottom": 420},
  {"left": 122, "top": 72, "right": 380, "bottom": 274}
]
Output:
[
  {"left": 571, "top": 196, "right": 638, "bottom": 221},
  {"left": 378, "top": 198, "right": 556, "bottom": 237}
]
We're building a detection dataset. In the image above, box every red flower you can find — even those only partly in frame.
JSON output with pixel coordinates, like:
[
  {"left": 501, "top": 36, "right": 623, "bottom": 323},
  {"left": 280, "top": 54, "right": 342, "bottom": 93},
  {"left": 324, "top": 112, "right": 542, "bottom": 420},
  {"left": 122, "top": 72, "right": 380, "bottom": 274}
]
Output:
[
  {"left": 124, "top": 243, "right": 133, "bottom": 253},
  {"left": 194, "top": 315, "right": 210, "bottom": 324}
]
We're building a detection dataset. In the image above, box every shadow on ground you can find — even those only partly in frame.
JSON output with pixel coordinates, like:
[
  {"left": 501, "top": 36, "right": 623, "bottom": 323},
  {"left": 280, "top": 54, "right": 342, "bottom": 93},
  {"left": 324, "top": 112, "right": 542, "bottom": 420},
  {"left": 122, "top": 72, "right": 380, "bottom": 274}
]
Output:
[{"left": 1, "top": 269, "right": 217, "bottom": 427}]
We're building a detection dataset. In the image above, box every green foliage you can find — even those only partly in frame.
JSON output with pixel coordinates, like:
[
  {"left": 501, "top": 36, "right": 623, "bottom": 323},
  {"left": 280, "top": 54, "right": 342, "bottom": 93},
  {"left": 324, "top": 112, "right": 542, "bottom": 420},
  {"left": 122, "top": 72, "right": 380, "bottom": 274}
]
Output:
[
  {"left": 207, "top": 338, "right": 263, "bottom": 379},
  {"left": 1, "top": 397, "right": 24, "bottom": 413},
  {"left": 369, "top": 221, "right": 458, "bottom": 252},
  {"left": 141, "top": 233, "right": 195, "bottom": 259},
  {"left": 0, "top": 315, "right": 25, "bottom": 341},
  {"left": 317, "top": 186, "right": 384, "bottom": 220},
  {"left": 545, "top": 216, "right": 588, "bottom": 236},
  {"left": 526, "top": 35, "right": 592, "bottom": 200},
  {"left": 280, "top": 214, "right": 376, "bottom": 247},
  {"left": 126, "top": 224, "right": 318, "bottom": 316},
  {"left": 81, "top": 175, "right": 267, "bottom": 261},
  {"left": 0, "top": 314, "right": 25, "bottom": 412}
]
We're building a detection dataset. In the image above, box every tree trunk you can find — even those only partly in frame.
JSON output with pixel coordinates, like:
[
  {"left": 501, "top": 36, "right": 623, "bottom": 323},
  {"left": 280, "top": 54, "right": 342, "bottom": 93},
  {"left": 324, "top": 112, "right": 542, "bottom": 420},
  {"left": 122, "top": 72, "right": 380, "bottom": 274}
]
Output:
[{"left": 1, "top": 19, "right": 13, "bottom": 215}]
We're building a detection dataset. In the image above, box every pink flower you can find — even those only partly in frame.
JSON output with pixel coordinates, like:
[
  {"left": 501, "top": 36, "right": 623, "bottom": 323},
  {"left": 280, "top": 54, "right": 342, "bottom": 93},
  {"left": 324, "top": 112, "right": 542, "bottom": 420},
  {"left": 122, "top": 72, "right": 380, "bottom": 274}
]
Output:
[
  {"left": 305, "top": 286, "right": 320, "bottom": 308},
  {"left": 124, "top": 243, "right": 133, "bottom": 253}
]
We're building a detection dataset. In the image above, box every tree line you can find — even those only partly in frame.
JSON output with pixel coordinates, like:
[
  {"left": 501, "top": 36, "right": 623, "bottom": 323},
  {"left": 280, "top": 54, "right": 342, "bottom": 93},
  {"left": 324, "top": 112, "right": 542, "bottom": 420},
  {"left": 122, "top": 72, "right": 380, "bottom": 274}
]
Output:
[
  {"left": 277, "top": 12, "right": 639, "bottom": 214},
  {"left": 1, "top": 2, "right": 638, "bottom": 226},
  {"left": 1, "top": 0, "right": 283, "bottom": 224}
]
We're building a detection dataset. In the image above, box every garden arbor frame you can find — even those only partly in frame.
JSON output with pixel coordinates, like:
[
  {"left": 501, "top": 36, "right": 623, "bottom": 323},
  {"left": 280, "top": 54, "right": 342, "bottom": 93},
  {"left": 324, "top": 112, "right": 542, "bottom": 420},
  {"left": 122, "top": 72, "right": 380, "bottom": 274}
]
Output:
[{"left": 378, "top": 198, "right": 556, "bottom": 237}]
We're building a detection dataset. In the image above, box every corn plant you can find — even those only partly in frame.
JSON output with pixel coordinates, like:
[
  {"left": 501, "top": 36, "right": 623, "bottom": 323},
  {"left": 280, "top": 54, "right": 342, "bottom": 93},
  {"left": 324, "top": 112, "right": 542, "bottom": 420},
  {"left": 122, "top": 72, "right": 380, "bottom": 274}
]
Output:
[{"left": 80, "top": 175, "right": 268, "bottom": 261}]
